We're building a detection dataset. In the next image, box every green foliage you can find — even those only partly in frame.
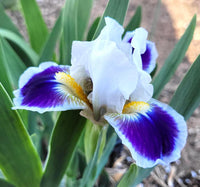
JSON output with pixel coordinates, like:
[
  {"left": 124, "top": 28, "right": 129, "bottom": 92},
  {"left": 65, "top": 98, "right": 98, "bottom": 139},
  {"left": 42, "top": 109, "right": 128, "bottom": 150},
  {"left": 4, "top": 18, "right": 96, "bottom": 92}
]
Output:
[
  {"left": 0, "top": 0, "right": 16, "bottom": 9},
  {"left": 93, "top": 0, "right": 129, "bottom": 39},
  {"left": 0, "top": 178, "right": 15, "bottom": 187},
  {"left": 84, "top": 120, "right": 106, "bottom": 163},
  {"left": 93, "top": 132, "right": 117, "bottom": 183},
  {"left": 0, "top": 37, "right": 26, "bottom": 88},
  {"left": 38, "top": 13, "right": 62, "bottom": 64},
  {"left": 20, "top": 0, "right": 48, "bottom": 53},
  {"left": 41, "top": 111, "right": 86, "bottom": 187},
  {"left": 0, "top": 83, "right": 42, "bottom": 187},
  {"left": 0, "top": 0, "right": 199, "bottom": 186},
  {"left": 118, "top": 164, "right": 153, "bottom": 187},
  {"left": 153, "top": 15, "right": 196, "bottom": 98},
  {"left": 28, "top": 112, "right": 54, "bottom": 160},
  {"left": 87, "top": 16, "right": 101, "bottom": 41},
  {"left": 61, "top": 0, "right": 79, "bottom": 65},
  {"left": 0, "top": 37, "right": 14, "bottom": 97},
  {"left": 80, "top": 131, "right": 103, "bottom": 187},
  {"left": 124, "top": 6, "right": 142, "bottom": 34},
  {"left": 77, "top": 0, "right": 93, "bottom": 40},
  {"left": 0, "top": 4, "right": 21, "bottom": 36},
  {"left": 0, "top": 28, "right": 38, "bottom": 66},
  {"left": 170, "top": 55, "right": 200, "bottom": 120}
]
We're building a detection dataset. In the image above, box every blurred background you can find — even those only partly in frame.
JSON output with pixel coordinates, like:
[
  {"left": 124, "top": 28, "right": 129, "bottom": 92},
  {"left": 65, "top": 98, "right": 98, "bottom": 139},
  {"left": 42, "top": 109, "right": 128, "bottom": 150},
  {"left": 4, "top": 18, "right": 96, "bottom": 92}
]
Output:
[{"left": 2, "top": 0, "right": 200, "bottom": 186}]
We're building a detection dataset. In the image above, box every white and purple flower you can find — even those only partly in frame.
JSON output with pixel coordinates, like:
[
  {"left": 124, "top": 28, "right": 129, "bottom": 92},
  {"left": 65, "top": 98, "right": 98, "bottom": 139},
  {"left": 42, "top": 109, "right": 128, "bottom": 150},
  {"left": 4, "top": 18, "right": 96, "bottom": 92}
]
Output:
[{"left": 12, "top": 17, "right": 187, "bottom": 168}]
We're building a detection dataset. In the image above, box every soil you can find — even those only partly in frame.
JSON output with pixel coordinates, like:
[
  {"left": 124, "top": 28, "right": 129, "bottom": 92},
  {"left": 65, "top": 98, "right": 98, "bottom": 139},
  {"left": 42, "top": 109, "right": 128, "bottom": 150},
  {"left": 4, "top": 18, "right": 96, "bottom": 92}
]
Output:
[{"left": 5, "top": 0, "right": 200, "bottom": 186}]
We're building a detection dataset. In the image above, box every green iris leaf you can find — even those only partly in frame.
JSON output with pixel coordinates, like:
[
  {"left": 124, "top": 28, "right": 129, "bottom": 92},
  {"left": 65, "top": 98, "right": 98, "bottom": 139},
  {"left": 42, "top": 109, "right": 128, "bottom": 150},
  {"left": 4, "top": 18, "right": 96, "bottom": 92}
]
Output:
[
  {"left": 153, "top": 15, "right": 196, "bottom": 98},
  {"left": 0, "top": 83, "right": 43, "bottom": 187},
  {"left": 41, "top": 111, "right": 86, "bottom": 187},
  {"left": 170, "top": 55, "right": 200, "bottom": 120},
  {"left": 93, "top": 0, "right": 129, "bottom": 39}
]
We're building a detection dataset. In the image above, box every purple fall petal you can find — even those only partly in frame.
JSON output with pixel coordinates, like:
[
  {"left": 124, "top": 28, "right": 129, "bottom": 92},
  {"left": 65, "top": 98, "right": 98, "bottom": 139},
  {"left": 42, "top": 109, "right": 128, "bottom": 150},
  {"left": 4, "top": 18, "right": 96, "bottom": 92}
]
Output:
[
  {"left": 141, "top": 41, "right": 158, "bottom": 73},
  {"left": 104, "top": 100, "right": 187, "bottom": 168},
  {"left": 13, "top": 62, "right": 86, "bottom": 113}
]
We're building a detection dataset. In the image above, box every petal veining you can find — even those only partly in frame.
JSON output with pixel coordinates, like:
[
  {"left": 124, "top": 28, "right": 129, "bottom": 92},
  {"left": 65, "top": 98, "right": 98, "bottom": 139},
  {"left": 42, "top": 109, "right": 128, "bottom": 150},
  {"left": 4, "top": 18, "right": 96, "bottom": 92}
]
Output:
[
  {"left": 13, "top": 62, "right": 87, "bottom": 113},
  {"left": 105, "top": 100, "right": 187, "bottom": 168},
  {"left": 55, "top": 72, "right": 91, "bottom": 107}
]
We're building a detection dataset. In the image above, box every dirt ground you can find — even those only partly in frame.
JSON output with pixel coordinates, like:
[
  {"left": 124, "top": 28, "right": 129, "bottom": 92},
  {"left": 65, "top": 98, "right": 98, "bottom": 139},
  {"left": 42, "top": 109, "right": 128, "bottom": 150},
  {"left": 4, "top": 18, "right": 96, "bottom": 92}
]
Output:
[{"left": 6, "top": 0, "right": 200, "bottom": 186}]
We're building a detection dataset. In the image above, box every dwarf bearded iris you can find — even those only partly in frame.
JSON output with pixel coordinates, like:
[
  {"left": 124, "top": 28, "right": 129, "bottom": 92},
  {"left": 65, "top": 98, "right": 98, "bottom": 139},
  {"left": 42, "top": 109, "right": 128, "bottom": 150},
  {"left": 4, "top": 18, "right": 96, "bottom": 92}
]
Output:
[{"left": 13, "top": 17, "right": 187, "bottom": 168}]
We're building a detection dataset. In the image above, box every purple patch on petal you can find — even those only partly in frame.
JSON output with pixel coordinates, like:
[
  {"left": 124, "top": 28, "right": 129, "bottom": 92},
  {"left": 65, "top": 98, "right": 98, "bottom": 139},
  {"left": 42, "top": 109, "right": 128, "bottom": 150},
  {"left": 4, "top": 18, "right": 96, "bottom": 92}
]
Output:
[
  {"left": 128, "top": 37, "right": 132, "bottom": 43},
  {"left": 113, "top": 104, "right": 179, "bottom": 161},
  {"left": 21, "top": 66, "right": 67, "bottom": 108},
  {"left": 126, "top": 37, "right": 156, "bottom": 73},
  {"left": 141, "top": 43, "right": 151, "bottom": 71}
]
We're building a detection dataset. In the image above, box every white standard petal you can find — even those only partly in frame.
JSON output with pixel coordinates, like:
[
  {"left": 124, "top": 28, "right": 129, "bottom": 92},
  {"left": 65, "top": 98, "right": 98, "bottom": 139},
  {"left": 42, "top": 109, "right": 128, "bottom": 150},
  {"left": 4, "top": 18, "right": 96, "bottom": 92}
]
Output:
[
  {"left": 70, "top": 41, "right": 94, "bottom": 87},
  {"left": 131, "top": 27, "right": 148, "bottom": 54},
  {"left": 88, "top": 40, "right": 139, "bottom": 116},
  {"left": 130, "top": 70, "right": 153, "bottom": 102},
  {"left": 97, "top": 17, "right": 124, "bottom": 44}
]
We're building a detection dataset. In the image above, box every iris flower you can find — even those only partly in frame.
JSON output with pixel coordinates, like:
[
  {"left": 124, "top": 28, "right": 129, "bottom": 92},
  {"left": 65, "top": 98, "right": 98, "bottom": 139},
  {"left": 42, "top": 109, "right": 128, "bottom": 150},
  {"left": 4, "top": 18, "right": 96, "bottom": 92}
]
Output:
[{"left": 13, "top": 17, "right": 187, "bottom": 168}]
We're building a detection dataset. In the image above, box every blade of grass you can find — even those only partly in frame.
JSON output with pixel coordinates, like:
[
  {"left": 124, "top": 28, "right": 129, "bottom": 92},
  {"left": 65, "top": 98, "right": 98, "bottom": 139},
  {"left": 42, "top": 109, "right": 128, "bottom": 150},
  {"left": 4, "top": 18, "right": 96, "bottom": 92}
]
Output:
[
  {"left": 87, "top": 17, "right": 100, "bottom": 41},
  {"left": 118, "top": 164, "right": 153, "bottom": 187},
  {"left": 124, "top": 6, "right": 142, "bottom": 34},
  {"left": 28, "top": 111, "right": 54, "bottom": 161},
  {"left": 170, "top": 55, "right": 200, "bottom": 120},
  {"left": 0, "top": 4, "right": 21, "bottom": 37},
  {"left": 0, "top": 0, "right": 16, "bottom": 9},
  {"left": 93, "top": 0, "right": 129, "bottom": 39},
  {"left": 41, "top": 111, "right": 86, "bottom": 187},
  {"left": 0, "top": 36, "right": 13, "bottom": 97},
  {"left": 0, "top": 179, "right": 15, "bottom": 187},
  {"left": 20, "top": 0, "right": 48, "bottom": 53},
  {"left": 38, "top": 13, "right": 62, "bottom": 64},
  {"left": 84, "top": 121, "right": 106, "bottom": 163},
  {"left": 61, "top": 0, "right": 79, "bottom": 65},
  {"left": 77, "top": 0, "right": 93, "bottom": 40},
  {"left": 80, "top": 131, "right": 103, "bottom": 187},
  {"left": 148, "top": 0, "right": 161, "bottom": 40},
  {"left": 0, "top": 83, "right": 42, "bottom": 187},
  {"left": 94, "top": 132, "right": 117, "bottom": 183},
  {"left": 0, "top": 28, "right": 38, "bottom": 66},
  {"left": 0, "top": 37, "right": 26, "bottom": 88},
  {"left": 152, "top": 15, "right": 196, "bottom": 98}
]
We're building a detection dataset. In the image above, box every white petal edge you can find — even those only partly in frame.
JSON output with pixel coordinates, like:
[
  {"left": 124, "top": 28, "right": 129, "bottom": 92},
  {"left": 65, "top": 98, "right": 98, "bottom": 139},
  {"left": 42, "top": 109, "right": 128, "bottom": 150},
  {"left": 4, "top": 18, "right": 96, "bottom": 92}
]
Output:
[
  {"left": 104, "top": 99, "right": 187, "bottom": 168},
  {"left": 12, "top": 90, "right": 87, "bottom": 114},
  {"left": 18, "top": 62, "right": 69, "bottom": 88}
]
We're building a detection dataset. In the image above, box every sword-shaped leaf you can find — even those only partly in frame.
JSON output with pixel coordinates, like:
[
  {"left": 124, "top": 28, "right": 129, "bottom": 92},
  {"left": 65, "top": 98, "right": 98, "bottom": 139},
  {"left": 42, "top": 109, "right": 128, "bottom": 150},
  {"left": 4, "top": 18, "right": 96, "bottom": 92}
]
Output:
[
  {"left": 41, "top": 111, "right": 86, "bottom": 187},
  {"left": 0, "top": 83, "right": 42, "bottom": 187},
  {"left": 170, "top": 55, "right": 200, "bottom": 120},
  {"left": 153, "top": 15, "right": 196, "bottom": 98}
]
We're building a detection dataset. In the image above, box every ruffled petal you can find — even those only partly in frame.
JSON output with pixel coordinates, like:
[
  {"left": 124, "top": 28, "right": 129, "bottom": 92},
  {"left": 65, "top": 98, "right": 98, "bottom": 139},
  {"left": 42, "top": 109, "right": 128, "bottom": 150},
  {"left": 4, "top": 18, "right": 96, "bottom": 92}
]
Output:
[
  {"left": 130, "top": 70, "right": 153, "bottom": 102},
  {"left": 131, "top": 28, "right": 148, "bottom": 54},
  {"left": 88, "top": 40, "right": 139, "bottom": 117},
  {"left": 123, "top": 31, "right": 158, "bottom": 73},
  {"left": 13, "top": 62, "right": 87, "bottom": 113},
  {"left": 141, "top": 41, "right": 158, "bottom": 73},
  {"left": 97, "top": 17, "right": 124, "bottom": 44},
  {"left": 71, "top": 40, "right": 139, "bottom": 118},
  {"left": 104, "top": 100, "right": 187, "bottom": 168}
]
